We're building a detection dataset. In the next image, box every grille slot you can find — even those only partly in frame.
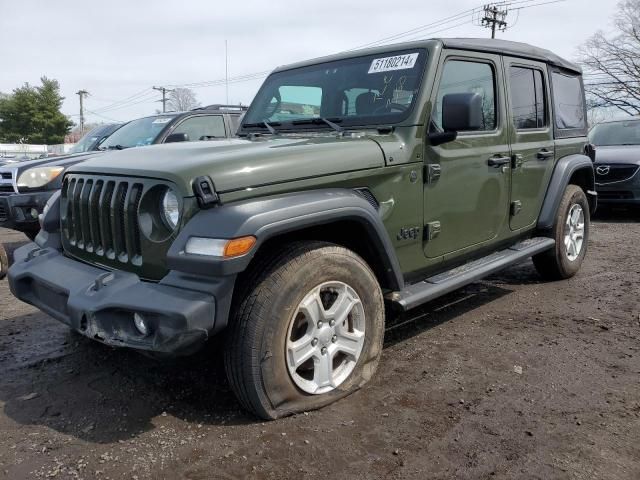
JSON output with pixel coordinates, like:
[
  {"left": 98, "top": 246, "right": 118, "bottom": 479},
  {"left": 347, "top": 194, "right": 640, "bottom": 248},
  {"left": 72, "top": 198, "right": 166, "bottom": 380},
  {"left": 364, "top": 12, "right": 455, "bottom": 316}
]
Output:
[
  {"left": 595, "top": 164, "right": 639, "bottom": 184},
  {"left": 0, "top": 203, "right": 7, "bottom": 222},
  {"left": 62, "top": 176, "right": 143, "bottom": 265},
  {"left": 0, "top": 172, "right": 12, "bottom": 180}
]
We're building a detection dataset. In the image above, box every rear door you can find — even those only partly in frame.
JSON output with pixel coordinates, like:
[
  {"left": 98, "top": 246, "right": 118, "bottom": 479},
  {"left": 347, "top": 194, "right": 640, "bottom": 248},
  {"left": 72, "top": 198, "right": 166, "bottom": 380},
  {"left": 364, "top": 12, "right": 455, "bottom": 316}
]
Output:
[
  {"left": 503, "top": 58, "right": 555, "bottom": 230},
  {"left": 423, "top": 52, "right": 511, "bottom": 259}
]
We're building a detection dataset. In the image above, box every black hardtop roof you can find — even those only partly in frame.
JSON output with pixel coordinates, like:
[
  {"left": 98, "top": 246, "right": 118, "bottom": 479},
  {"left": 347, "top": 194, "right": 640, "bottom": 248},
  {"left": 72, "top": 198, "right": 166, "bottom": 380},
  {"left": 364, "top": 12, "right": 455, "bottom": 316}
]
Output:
[{"left": 273, "top": 37, "right": 580, "bottom": 74}]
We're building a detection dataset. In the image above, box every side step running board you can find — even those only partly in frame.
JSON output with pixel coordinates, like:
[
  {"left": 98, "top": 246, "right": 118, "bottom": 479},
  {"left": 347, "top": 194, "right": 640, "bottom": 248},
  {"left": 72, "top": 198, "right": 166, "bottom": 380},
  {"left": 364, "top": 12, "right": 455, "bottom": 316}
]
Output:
[{"left": 388, "top": 237, "right": 555, "bottom": 311}]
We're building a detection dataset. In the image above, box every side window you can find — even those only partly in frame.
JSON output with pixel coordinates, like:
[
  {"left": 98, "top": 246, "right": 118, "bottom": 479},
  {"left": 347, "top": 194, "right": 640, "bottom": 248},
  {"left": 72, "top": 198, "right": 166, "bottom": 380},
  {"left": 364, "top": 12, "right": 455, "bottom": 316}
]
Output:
[
  {"left": 432, "top": 60, "right": 496, "bottom": 132},
  {"left": 170, "top": 115, "right": 226, "bottom": 142},
  {"left": 551, "top": 71, "right": 586, "bottom": 130},
  {"left": 509, "top": 67, "right": 547, "bottom": 129}
]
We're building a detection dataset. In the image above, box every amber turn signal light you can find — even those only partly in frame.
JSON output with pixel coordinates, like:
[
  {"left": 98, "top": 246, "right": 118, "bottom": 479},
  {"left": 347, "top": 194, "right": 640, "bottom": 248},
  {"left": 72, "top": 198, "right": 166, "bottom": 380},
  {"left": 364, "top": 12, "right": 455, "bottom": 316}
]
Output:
[{"left": 223, "top": 236, "right": 257, "bottom": 258}]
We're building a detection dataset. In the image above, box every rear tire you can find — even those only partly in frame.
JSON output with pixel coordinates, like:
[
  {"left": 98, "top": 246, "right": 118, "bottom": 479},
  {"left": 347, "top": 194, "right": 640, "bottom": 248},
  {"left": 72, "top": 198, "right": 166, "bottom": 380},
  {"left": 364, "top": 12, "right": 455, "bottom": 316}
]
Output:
[
  {"left": 224, "top": 241, "right": 385, "bottom": 420},
  {"left": 533, "top": 185, "right": 589, "bottom": 280}
]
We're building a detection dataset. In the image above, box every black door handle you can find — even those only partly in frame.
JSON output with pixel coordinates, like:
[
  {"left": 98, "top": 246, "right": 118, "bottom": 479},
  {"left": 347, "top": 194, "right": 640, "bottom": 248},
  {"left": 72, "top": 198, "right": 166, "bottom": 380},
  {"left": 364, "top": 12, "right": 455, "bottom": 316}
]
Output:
[
  {"left": 537, "top": 149, "right": 554, "bottom": 160},
  {"left": 488, "top": 155, "right": 511, "bottom": 167}
]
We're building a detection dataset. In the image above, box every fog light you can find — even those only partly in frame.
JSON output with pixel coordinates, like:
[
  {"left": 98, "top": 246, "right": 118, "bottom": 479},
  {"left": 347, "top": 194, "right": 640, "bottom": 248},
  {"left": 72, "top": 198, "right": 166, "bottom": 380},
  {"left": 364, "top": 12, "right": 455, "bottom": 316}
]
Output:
[
  {"left": 28, "top": 208, "right": 39, "bottom": 219},
  {"left": 133, "top": 313, "right": 149, "bottom": 336}
]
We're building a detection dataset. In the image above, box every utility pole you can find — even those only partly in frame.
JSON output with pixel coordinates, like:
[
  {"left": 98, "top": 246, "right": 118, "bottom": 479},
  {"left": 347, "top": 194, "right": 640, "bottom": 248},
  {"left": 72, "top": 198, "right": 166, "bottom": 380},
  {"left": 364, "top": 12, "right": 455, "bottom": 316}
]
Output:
[
  {"left": 481, "top": 4, "right": 508, "bottom": 38},
  {"left": 76, "top": 90, "right": 89, "bottom": 134},
  {"left": 153, "top": 86, "right": 174, "bottom": 113}
]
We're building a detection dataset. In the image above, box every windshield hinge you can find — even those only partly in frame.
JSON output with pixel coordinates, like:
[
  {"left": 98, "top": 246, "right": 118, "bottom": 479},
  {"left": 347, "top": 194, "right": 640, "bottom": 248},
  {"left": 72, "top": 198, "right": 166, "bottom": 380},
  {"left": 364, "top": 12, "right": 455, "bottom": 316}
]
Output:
[{"left": 192, "top": 176, "right": 219, "bottom": 208}]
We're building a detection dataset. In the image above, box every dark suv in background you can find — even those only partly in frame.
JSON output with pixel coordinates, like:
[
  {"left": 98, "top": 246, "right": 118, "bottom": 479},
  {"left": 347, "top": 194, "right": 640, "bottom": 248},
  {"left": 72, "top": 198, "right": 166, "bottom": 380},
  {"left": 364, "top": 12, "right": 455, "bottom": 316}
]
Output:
[
  {"left": 67, "top": 124, "right": 122, "bottom": 155},
  {"left": 589, "top": 118, "right": 640, "bottom": 208},
  {"left": 0, "top": 105, "right": 247, "bottom": 238}
]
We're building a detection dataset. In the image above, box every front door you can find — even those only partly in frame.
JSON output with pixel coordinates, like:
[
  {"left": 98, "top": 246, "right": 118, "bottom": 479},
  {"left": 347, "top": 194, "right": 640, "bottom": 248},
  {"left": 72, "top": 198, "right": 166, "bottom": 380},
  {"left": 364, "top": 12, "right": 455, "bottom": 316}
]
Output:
[
  {"left": 503, "top": 58, "right": 555, "bottom": 230},
  {"left": 423, "top": 52, "right": 511, "bottom": 259}
]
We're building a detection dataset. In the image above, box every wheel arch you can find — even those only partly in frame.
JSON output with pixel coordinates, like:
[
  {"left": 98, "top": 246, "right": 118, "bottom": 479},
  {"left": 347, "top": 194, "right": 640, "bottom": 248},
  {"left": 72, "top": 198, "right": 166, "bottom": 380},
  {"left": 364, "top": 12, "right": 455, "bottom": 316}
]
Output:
[
  {"left": 538, "top": 154, "right": 596, "bottom": 230},
  {"left": 167, "top": 189, "right": 405, "bottom": 292}
]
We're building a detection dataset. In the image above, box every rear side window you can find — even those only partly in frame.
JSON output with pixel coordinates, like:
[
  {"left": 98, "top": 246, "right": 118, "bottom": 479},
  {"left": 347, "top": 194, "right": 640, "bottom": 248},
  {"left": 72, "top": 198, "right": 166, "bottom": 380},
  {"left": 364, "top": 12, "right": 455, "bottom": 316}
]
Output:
[
  {"left": 432, "top": 60, "right": 496, "bottom": 132},
  {"left": 509, "top": 67, "right": 547, "bottom": 129},
  {"left": 551, "top": 71, "right": 586, "bottom": 130}
]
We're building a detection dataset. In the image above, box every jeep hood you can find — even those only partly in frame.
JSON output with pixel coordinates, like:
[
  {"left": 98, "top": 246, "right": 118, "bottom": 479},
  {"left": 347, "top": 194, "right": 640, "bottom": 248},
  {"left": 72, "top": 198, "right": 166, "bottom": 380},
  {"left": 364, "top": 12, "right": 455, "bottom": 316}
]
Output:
[
  {"left": 68, "top": 136, "right": 386, "bottom": 195},
  {"left": 594, "top": 145, "right": 640, "bottom": 165}
]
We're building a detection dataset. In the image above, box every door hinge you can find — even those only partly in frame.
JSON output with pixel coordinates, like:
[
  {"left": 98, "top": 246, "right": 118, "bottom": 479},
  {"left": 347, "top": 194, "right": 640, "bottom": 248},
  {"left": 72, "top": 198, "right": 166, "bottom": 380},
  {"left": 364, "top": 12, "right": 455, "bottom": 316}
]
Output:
[
  {"left": 424, "top": 164, "right": 441, "bottom": 184},
  {"left": 425, "top": 221, "right": 441, "bottom": 241},
  {"left": 511, "top": 200, "right": 522, "bottom": 216}
]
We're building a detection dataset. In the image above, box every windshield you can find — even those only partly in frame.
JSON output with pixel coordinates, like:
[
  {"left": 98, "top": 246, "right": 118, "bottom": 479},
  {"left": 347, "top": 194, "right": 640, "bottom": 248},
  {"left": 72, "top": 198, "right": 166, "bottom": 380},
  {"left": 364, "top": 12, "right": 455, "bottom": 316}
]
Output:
[
  {"left": 100, "top": 115, "right": 177, "bottom": 149},
  {"left": 242, "top": 49, "right": 427, "bottom": 131},
  {"left": 589, "top": 120, "right": 640, "bottom": 146}
]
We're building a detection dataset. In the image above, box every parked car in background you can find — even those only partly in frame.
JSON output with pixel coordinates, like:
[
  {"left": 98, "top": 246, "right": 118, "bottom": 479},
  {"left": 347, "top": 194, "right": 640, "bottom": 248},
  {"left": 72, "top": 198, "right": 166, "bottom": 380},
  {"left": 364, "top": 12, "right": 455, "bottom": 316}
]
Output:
[
  {"left": 0, "top": 105, "right": 246, "bottom": 239},
  {"left": 589, "top": 118, "right": 640, "bottom": 208},
  {"left": 8, "top": 39, "right": 595, "bottom": 419},
  {"left": 68, "top": 123, "right": 122, "bottom": 154}
]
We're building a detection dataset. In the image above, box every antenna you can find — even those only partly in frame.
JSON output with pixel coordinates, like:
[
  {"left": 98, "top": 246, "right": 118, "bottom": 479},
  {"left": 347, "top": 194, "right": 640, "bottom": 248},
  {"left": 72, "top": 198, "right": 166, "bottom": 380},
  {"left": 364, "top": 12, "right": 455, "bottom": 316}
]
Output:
[{"left": 225, "top": 40, "right": 229, "bottom": 104}]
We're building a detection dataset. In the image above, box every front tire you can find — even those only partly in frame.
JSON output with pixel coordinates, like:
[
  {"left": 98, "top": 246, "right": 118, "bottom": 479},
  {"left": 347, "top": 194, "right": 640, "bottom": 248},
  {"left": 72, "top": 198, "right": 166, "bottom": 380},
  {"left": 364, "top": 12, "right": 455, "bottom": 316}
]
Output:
[
  {"left": 0, "top": 242, "right": 8, "bottom": 280},
  {"left": 224, "top": 241, "right": 385, "bottom": 420},
  {"left": 533, "top": 185, "right": 590, "bottom": 280}
]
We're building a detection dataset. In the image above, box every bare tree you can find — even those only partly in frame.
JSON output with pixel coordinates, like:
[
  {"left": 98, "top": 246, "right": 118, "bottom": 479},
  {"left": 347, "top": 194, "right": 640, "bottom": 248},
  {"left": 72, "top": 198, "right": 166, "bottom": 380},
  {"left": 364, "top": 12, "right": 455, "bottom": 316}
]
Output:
[
  {"left": 578, "top": 0, "right": 640, "bottom": 116},
  {"left": 166, "top": 88, "right": 200, "bottom": 112}
]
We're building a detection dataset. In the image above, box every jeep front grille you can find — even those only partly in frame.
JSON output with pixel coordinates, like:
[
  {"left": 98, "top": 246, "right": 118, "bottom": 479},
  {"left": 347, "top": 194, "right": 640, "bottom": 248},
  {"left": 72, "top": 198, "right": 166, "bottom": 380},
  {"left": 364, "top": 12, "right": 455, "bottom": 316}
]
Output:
[{"left": 61, "top": 175, "right": 144, "bottom": 265}]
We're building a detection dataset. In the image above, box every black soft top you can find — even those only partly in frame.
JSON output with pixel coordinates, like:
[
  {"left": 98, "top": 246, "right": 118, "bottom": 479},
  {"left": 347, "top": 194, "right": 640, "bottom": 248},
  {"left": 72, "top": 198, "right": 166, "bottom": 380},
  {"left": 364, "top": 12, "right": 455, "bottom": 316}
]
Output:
[
  {"left": 274, "top": 37, "right": 581, "bottom": 75},
  {"left": 441, "top": 38, "right": 581, "bottom": 73}
]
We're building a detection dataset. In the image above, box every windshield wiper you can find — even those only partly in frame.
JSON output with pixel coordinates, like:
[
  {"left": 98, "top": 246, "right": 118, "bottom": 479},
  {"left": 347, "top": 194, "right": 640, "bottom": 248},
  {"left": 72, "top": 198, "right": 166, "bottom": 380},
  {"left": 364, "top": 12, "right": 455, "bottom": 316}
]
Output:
[
  {"left": 291, "top": 117, "right": 344, "bottom": 133},
  {"left": 242, "top": 121, "right": 280, "bottom": 135},
  {"left": 104, "top": 144, "right": 127, "bottom": 150}
]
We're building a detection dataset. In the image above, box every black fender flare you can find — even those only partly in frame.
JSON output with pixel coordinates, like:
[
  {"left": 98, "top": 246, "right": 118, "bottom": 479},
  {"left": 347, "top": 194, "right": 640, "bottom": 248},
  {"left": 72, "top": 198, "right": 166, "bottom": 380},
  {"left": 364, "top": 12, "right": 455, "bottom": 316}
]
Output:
[
  {"left": 537, "top": 154, "right": 596, "bottom": 230},
  {"left": 167, "top": 189, "right": 405, "bottom": 291}
]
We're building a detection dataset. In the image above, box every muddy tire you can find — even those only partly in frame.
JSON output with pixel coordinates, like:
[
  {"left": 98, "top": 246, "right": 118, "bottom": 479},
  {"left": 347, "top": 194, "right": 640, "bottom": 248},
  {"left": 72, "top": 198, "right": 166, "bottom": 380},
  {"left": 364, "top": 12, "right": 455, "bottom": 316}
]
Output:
[
  {"left": 533, "top": 185, "right": 589, "bottom": 280},
  {"left": 224, "top": 241, "right": 385, "bottom": 420},
  {"left": 0, "top": 242, "right": 7, "bottom": 280}
]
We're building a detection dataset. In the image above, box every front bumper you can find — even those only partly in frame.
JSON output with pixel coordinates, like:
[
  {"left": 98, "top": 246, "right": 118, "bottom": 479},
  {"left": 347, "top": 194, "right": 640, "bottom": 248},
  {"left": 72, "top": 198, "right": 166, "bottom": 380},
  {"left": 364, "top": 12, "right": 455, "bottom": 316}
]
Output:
[
  {"left": 8, "top": 243, "right": 224, "bottom": 355},
  {"left": 596, "top": 182, "right": 640, "bottom": 205},
  {"left": 0, "top": 191, "right": 53, "bottom": 232}
]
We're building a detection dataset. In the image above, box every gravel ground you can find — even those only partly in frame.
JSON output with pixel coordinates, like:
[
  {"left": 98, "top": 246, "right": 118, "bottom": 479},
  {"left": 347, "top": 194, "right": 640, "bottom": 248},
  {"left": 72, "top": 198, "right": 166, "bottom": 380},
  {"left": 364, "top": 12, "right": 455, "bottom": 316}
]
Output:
[{"left": 0, "top": 211, "right": 639, "bottom": 480}]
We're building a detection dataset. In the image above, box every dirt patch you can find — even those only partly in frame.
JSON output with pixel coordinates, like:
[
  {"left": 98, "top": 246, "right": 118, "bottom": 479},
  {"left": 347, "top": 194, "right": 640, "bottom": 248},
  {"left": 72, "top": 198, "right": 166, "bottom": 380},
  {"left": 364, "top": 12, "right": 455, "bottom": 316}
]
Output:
[{"left": 0, "top": 214, "right": 639, "bottom": 479}]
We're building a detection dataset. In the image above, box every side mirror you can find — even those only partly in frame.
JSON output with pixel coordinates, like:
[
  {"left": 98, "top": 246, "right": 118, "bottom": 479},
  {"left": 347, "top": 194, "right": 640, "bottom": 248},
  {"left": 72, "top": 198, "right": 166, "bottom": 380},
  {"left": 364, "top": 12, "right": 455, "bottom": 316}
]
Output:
[
  {"left": 442, "top": 93, "right": 483, "bottom": 132},
  {"left": 165, "top": 132, "right": 189, "bottom": 143},
  {"left": 428, "top": 93, "right": 483, "bottom": 147}
]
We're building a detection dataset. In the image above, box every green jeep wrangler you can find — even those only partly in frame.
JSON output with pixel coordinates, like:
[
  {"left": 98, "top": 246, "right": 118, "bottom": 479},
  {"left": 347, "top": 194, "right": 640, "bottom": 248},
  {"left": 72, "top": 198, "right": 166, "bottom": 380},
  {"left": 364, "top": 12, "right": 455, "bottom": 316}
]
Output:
[{"left": 8, "top": 38, "right": 596, "bottom": 419}]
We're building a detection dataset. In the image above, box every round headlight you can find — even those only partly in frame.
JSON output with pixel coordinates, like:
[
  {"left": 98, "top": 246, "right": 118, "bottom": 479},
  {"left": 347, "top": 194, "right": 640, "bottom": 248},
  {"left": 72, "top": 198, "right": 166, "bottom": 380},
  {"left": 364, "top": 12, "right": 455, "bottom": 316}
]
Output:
[{"left": 160, "top": 189, "right": 180, "bottom": 230}]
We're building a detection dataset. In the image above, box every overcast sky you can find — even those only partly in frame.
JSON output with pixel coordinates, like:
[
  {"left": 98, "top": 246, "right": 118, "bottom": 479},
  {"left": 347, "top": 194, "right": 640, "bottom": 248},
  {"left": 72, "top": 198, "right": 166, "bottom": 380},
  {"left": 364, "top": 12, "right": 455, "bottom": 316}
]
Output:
[{"left": 0, "top": 0, "right": 621, "bottom": 127}]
